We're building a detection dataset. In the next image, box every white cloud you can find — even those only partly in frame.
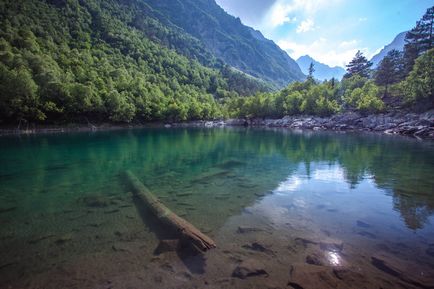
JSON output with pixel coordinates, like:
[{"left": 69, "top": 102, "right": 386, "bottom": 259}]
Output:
[
  {"left": 277, "top": 37, "right": 369, "bottom": 67},
  {"left": 264, "top": 0, "right": 342, "bottom": 28},
  {"left": 358, "top": 17, "right": 368, "bottom": 22},
  {"left": 267, "top": 2, "right": 298, "bottom": 27},
  {"left": 296, "top": 19, "right": 315, "bottom": 33},
  {"left": 339, "top": 39, "right": 359, "bottom": 48}
]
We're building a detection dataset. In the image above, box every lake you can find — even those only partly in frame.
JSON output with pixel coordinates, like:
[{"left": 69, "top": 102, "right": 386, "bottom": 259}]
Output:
[{"left": 0, "top": 128, "right": 433, "bottom": 288}]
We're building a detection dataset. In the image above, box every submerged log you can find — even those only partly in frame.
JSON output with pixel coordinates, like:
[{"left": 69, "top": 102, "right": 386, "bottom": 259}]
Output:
[{"left": 124, "top": 170, "right": 216, "bottom": 252}]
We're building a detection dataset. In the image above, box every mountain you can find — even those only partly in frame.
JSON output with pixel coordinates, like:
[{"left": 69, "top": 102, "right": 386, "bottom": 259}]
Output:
[
  {"left": 0, "top": 0, "right": 274, "bottom": 124},
  {"left": 143, "top": 0, "right": 305, "bottom": 86},
  {"left": 296, "top": 55, "right": 346, "bottom": 81},
  {"left": 370, "top": 31, "right": 407, "bottom": 67}
]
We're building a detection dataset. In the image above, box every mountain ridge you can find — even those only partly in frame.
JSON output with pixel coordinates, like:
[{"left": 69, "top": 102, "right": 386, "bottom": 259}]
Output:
[
  {"left": 143, "top": 0, "right": 305, "bottom": 86},
  {"left": 0, "top": 0, "right": 273, "bottom": 123},
  {"left": 296, "top": 55, "right": 345, "bottom": 81},
  {"left": 370, "top": 31, "right": 407, "bottom": 67}
]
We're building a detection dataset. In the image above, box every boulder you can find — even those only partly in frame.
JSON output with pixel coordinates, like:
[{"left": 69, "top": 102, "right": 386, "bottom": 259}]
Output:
[
  {"left": 236, "top": 226, "right": 262, "bottom": 234},
  {"left": 81, "top": 195, "right": 109, "bottom": 208},
  {"left": 232, "top": 259, "right": 268, "bottom": 279},
  {"left": 371, "top": 252, "right": 434, "bottom": 288},
  {"left": 426, "top": 244, "right": 434, "bottom": 257},
  {"left": 332, "top": 268, "right": 373, "bottom": 288},
  {"left": 242, "top": 242, "right": 274, "bottom": 255},
  {"left": 305, "top": 253, "right": 324, "bottom": 266},
  {"left": 288, "top": 264, "right": 338, "bottom": 289}
]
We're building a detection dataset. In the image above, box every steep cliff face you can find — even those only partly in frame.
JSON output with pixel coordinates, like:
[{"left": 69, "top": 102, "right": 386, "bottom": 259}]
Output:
[{"left": 143, "top": 0, "right": 305, "bottom": 86}]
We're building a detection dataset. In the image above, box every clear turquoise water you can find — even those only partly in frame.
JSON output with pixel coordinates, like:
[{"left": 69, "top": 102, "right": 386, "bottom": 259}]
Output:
[{"left": 0, "top": 128, "right": 433, "bottom": 288}]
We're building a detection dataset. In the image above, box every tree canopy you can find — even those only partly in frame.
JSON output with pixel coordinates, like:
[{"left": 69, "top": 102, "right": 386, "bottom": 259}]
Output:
[{"left": 345, "top": 51, "right": 373, "bottom": 78}]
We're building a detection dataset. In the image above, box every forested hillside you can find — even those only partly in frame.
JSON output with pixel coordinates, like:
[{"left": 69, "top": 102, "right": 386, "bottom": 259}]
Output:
[
  {"left": 224, "top": 6, "right": 433, "bottom": 119},
  {"left": 0, "top": 0, "right": 271, "bottom": 124},
  {"left": 143, "top": 0, "right": 305, "bottom": 86},
  {"left": 0, "top": 1, "right": 432, "bottom": 126}
]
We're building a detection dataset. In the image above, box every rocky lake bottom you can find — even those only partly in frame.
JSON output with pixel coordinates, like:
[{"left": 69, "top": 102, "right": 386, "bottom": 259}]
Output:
[{"left": 0, "top": 127, "right": 433, "bottom": 289}]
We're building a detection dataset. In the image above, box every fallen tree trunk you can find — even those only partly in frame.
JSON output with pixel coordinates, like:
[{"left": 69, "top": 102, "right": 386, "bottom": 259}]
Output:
[{"left": 124, "top": 170, "right": 216, "bottom": 252}]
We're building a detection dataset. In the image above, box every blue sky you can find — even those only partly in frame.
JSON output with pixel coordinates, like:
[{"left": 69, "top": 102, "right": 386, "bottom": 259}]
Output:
[{"left": 216, "top": 0, "right": 433, "bottom": 67}]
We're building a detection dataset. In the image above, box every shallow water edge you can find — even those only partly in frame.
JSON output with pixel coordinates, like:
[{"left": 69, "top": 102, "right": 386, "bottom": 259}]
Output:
[
  {"left": 0, "top": 127, "right": 433, "bottom": 288},
  {"left": 1, "top": 110, "right": 433, "bottom": 139}
]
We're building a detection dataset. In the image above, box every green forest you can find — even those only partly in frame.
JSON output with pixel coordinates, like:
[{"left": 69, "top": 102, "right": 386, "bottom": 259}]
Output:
[
  {"left": 0, "top": 0, "right": 271, "bottom": 124},
  {"left": 0, "top": 1, "right": 432, "bottom": 125},
  {"left": 226, "top": 47, "right": 433, "bottom": 118},
  {"left": 224, "top": 6, "right": 433, "bottom": 119}
]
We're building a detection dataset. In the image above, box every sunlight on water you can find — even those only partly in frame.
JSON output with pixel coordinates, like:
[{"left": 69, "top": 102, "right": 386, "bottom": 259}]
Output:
[{"left": 0, "top": 128, "right": 433, "bottom": 288}]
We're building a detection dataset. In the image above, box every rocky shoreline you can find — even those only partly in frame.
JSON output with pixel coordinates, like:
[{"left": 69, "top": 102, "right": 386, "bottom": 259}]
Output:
[
  {"left": 1, "top": 110, "right": 433, "bottom": 140},
  {"left": 173, "top": 110, "right": 434, "bottom": 140}
]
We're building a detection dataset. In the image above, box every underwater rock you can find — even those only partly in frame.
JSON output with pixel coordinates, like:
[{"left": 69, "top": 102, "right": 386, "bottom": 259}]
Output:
[
  {"left": 288, "top": 264, "right": 338, "bottom": 289},
  {"left": 112, "top": 243, "right": 131, "bottom": 252},
  {"left": 160, "top": 263, "right": 175, "bottom": 273},
  {"left": 86, "top": 222, "right": 104, "bottom": 228},
  {"left": 306, "top": 253, "right": 324, "bottom": 266},
  {"left": 357, "top": 231, "right": 377, "bottom": 239},
  {"left": 81, "top": 195, "right": 109, "bottom": 208},
  {"left": 242, "top": 242, "right": 273, "bottom": 255},
  {"left": 237, "top": 226, "right": 262, "bottom": 234},
  {"left": 356, "top": 220, "right": 371, "bottom": 228},
  {"left": 371, "top": 252, "right": 434, "bottom": 288},
  {"left": 55, "top": 234, "right": 72, "bottom": 245},
  {"left": 238, "top": 183, "right": 258, "bottom": 189},
  {"left": 426, "top": 244, "right": 434, "bottom": 257},
  {"left": 0, "top": 206, "right": 17, "bottom": 214},
  {"left": 191, "top": 169, "right": 231, "bottom": 184},
  {"left": 104, "top": 209, "right": 120, "bottom": 214},
  {"left": 295, "top": 237, "right": 318, "bottom": 247},
  {"left": 28, "top": 234, "right": 55, "bottom": 244},
  {"left": 243, "top": 242, "right": 267, "bottom": 252},
  {"left": 154, "top": 239, "right": 180, "bottom": 255},
  {"left": 176, "top": 192, "right": 193, "bottom": 197},
  {"left": 232, "top": 259, "right": 268, "bottom": 279},
  {"left": 332, "top": 268, "right": 371, "bottom": 288},
  {"left": 0, "top": 262, "right": 16, "bottom": 271},
  {"left": 375, "top": 243, "right": 399, "bottom": 254},
  {"left": 175, "top": 271, "right": 193, "bottom": 281},
  {"left": 216, "top": 159, "right": 245, "bottom": 169}
]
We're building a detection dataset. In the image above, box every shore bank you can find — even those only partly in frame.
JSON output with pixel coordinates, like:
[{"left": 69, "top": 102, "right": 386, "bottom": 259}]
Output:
[
  {"left": 1, "top": 110, "right": 433, "bottom": 140},
  {"left": 173, "top": 110, "right": 434, "bottom": 140}
]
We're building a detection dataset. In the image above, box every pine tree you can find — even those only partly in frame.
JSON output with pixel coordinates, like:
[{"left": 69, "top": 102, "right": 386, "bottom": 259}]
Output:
[
  {"left": 308, "top": 62, "right": 315, "bottom": 79},
  {"left": 375, "top": 49, "right": 405, "bottom": 95},
  {"left": 420, "top": 6, "right": 434, "bottom": 51},
  {"left": 330, "top": 77, "right": 336, "bottom": 88},
  {"left": 403, "top": 6, "right": 434, "bottom": 74},
  {"left": 375, "top": 57, "right": 394, "bottom": 97},
  {"left": 345, "top": 51, "right": 373, "bottom": 78}
]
